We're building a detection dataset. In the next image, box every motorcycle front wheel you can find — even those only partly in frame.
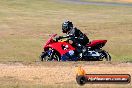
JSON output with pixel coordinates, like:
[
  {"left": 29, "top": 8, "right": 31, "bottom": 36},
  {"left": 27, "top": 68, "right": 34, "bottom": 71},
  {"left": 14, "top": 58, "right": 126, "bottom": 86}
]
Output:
[{"left": 40, "top": 50, "right": 60, "bottom": 61}]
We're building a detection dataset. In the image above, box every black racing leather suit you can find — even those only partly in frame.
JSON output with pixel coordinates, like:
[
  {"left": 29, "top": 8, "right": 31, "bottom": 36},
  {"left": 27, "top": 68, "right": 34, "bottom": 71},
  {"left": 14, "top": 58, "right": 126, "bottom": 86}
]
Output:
[
  {"left": 62, "top": 27, "right": 89, "bottom": 54},
  {"left": 57, "top": 27, "right": 89, "bottom": 53},
  {"left": 67, "top": 27, "right": 89, "bottom": 46},
  {"left": 56, "top": 27, "right": 89, "bottom": 59}
]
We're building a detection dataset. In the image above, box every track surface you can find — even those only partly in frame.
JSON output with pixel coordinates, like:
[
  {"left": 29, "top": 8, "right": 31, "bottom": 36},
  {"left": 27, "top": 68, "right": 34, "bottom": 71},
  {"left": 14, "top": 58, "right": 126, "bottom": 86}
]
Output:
[
  {"left": 55, "top": 0, "right": 132, "bottom": 7},
  {"left": 0, "top": 62, "right": 131, "bottom": 87}
]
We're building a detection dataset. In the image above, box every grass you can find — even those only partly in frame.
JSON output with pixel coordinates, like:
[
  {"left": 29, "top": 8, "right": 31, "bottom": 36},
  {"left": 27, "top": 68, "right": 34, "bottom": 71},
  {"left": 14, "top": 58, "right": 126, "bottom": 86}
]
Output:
[
  {"left": 81, "top": 0, "right": 132, "bottom": 3},
  {"left": 0, "top": 0, "right": 132, "bottom": 62},
  {"left": 82, "top": 0, "right": 116, "bottom": 2}
]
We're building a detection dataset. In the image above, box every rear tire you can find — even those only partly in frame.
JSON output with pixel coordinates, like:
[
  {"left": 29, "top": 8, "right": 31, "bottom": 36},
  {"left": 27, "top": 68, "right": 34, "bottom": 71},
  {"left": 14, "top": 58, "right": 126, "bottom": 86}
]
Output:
[{"left": 101, "top": 50, "right": 111, "bottom": 61}]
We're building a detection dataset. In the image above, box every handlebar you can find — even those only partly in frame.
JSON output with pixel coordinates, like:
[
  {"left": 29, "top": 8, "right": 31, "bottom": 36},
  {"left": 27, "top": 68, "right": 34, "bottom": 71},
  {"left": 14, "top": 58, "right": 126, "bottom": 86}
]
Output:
[{"left": 55, "top": 34, "right": 79, "bottom": 42}]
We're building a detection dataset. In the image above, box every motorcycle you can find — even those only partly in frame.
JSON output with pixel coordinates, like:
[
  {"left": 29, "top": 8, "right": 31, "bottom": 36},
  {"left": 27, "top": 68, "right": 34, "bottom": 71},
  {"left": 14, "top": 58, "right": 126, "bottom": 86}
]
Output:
[{"left": 40, "top": 34, "right": 111, "bottom": 61}]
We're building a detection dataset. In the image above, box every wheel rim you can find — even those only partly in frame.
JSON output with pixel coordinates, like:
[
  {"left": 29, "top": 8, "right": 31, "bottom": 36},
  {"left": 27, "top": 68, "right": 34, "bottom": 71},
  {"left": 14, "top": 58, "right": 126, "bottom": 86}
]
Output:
[
  {"left": 52, "top": 53, "right": 60, "bottom": 61},
  {"left": 101, "top": 50, "right": 111, "bottom": 61},
  {"left": 43, "top": 51, "right": 60, "bottom": 61},
  {"left": 104, "top": 51, "right": 111, "bottom": 61}
]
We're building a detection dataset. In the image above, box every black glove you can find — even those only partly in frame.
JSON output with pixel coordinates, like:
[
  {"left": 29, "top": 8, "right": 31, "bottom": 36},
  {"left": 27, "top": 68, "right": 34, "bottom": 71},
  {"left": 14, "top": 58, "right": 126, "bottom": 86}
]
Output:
[{"left": 56, "top": 36, "right": 62, "bottom": 41}]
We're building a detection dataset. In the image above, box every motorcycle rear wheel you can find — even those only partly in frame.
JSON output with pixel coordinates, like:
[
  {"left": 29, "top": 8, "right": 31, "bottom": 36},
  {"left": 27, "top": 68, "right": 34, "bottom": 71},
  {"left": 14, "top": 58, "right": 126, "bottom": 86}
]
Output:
[{"left": 101, "top": 50, "right": 111, "bottom": 61}]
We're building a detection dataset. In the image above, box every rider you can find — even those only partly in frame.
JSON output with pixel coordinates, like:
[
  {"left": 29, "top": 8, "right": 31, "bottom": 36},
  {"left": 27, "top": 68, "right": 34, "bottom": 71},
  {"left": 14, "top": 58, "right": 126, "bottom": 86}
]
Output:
[
  {"left": 57, "top": 21, "right": 89, "bottom": 61},
  {"left": 58, "top": 21, "right": 89, "bottom": 51}
]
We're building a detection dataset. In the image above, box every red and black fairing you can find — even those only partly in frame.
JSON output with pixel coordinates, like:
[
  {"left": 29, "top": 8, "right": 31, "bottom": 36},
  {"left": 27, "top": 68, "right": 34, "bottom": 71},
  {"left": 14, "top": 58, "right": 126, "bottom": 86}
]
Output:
[
  {"left": 44, "top": 42, "right": 75, "bottom": 56},
  {"left": 43, "top": 34, "right": 75, "bottom": 56},
  {"left": 86, "top": 40, "right": 107, "bottom": 49}
]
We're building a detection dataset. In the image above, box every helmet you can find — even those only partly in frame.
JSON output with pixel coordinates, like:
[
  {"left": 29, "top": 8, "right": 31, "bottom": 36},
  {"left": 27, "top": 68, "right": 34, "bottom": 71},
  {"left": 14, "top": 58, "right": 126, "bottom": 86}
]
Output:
[{"left": 62, "top": 21, "right": 73, "bottom": 33}]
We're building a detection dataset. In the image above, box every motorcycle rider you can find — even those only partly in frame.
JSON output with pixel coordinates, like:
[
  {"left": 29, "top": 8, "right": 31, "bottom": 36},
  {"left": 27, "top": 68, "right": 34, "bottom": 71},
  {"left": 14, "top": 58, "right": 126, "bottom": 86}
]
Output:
[{"left": 57, "top": 21, "right": 89, "bottom": 60}]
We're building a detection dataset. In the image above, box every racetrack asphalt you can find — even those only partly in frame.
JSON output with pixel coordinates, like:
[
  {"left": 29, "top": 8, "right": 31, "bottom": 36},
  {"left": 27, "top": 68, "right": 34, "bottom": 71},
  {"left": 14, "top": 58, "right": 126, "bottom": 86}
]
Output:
[{"left": 55, "top": 0, "right": 132, "bottom": 7}]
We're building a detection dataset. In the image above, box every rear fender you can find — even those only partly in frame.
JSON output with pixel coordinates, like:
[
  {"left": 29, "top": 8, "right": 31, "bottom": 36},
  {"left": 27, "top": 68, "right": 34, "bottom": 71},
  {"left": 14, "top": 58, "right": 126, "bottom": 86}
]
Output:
[{"left": 87, "top": 40, "right": 107, "bottom": 48}]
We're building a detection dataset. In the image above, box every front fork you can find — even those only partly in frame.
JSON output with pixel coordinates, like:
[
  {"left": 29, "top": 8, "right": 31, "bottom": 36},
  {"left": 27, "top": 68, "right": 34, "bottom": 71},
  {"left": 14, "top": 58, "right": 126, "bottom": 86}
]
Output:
[{"left": 40, "top": 49, "right": 54, "bottom": 61}]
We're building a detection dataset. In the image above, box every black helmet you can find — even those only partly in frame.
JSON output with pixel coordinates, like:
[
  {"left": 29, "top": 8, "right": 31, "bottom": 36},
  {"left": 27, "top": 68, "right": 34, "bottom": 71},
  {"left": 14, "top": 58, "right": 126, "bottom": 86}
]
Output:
[{"left": 62, "top": 21, "right": 73, "bottom": 33}]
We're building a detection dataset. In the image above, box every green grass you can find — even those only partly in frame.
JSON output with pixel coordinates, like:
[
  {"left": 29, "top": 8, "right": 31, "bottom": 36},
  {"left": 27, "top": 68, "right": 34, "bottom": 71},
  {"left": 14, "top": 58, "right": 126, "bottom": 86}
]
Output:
[
  {"left": 82, "top": 0, "right": 116, "bottom": 2},
  {"left": 81, "top": 0, "right": 132, "bottom": 3},
  {"left": 0, "top": 0, "right": 132, "bottom": 61}
]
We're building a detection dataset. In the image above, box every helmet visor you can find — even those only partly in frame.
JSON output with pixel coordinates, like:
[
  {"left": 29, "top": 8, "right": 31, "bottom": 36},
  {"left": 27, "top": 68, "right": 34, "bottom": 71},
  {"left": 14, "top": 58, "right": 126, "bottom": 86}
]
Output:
[{"left": 62, "top": 24, "right": 68, "bottom": 33}]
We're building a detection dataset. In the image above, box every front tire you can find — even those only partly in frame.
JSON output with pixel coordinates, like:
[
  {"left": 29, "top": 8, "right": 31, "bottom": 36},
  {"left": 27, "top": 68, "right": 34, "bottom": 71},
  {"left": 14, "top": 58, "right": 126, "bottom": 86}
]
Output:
[
  {"left": 40, "top": 50, "right": 60, "bottom": 61},
  {"left": 40, "top": 52, "right": 47, "bottom": 61},
  {"left": 51, "top": 51, "right": 60, "bottom": 61}
]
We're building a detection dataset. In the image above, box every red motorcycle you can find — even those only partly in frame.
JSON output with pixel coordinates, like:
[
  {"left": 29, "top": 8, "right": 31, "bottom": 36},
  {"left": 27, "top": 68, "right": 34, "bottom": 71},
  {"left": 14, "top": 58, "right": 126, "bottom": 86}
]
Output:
[{"left": 40, "top": 34, "right": 111, "bottom": 61}]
